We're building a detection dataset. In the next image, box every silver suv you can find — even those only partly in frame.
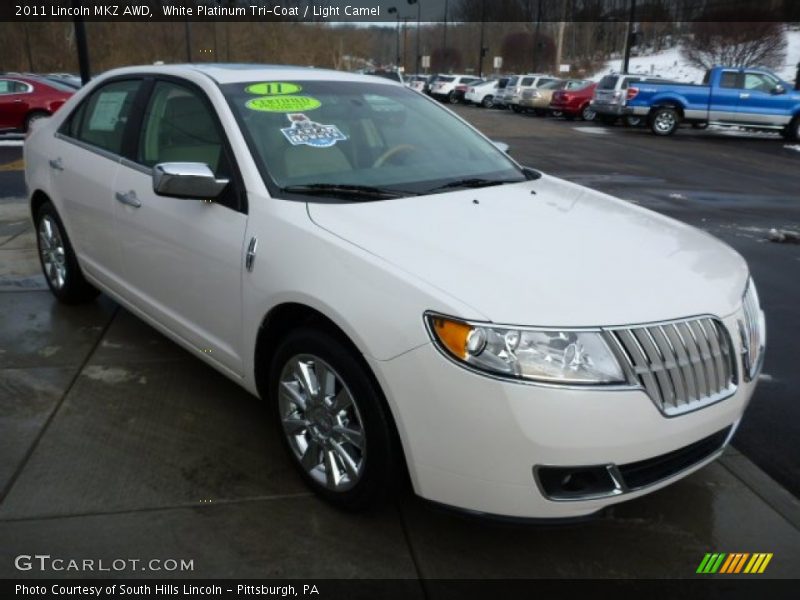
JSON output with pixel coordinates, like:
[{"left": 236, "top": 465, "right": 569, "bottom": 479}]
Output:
[{"left": 502, "top": 74, "right": 559, "bottom": 112}]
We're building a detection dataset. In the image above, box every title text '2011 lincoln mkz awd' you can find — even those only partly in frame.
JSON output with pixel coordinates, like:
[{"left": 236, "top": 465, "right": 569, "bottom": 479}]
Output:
[{"left": 24, "top": 65, "right": 765, "bottom": 518}]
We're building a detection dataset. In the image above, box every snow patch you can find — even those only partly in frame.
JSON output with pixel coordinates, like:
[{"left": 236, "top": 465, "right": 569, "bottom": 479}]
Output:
[
  {"left": 784, "top": 145, "right": 800, "bottom": 153},
  {"left": 572, "top": 127, "right": 609, "bottom": 135}
]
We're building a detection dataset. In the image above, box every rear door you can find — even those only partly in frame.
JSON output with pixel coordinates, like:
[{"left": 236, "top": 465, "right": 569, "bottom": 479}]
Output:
[
  {"left": 50, "top": 78, "right": 145, "bottom": 285},
  {"left": 0, "top": 79, "right": 32, "bottom": 130},
  {"left": 112, "top": 78, "right": 247, "bottom": 375},
  {"left": 708, "top": 70, "right": 741, "bottom": 122},
  {"left": 735, "top": 71, "right": 794, "bottom": 127}
]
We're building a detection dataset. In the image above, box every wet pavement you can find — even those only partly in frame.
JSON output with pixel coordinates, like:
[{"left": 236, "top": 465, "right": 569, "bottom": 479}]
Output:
[{"left": 1, "top": 126, "right": 799, "bottom": 581}]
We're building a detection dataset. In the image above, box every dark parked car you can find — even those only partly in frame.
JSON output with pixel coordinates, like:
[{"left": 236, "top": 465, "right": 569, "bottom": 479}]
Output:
[
  {"left": 549, "top": 81, "right": 598, "bottom": 121},
  {"left": 0, "top": 74, "right": 74, "bottom": 133}
]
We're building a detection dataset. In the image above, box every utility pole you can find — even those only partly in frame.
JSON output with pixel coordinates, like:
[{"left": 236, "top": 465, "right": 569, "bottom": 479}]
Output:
[
  {"left": 533, "top": 0, "right": 542, "bottom": 72},
  {"left": 408, "top": 0, "right": 421, "bottom": 75},
  {"left": 71, "top": 0, "right": 90, "bottom": 84},
  {"left": 23, "top": 24, "right": 35, "bottom": 72},
  {"left": 185, "top": 21, "right": 193, "bottom": 62},
  {"left": 622, "top": 0, "right": 637, "bottom": 74},
  {"left": 442, "top": 0, "right": 448, "bottom": 68},
  {"left": 477, "top": 0, "right": 486, "bottom": 77},
  {"left": 388, "top": 7, "right": 401, "bottom": 67}
]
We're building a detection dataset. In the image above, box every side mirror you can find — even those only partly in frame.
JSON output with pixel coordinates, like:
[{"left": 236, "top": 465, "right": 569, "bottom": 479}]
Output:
[
  {"left": 772, "top": 84, "right": 786, "bottom": 95},
  {"left": 152, "top": 162, "right": 229, "bottom": 199},
  {"left": 492, "top": 141, "right": 510, "bottom": 154}
]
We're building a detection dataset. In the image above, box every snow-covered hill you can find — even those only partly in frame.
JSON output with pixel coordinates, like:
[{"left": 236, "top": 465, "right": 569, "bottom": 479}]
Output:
[{"left": 594, "top": 29, "right": 800, "bottom": 84}]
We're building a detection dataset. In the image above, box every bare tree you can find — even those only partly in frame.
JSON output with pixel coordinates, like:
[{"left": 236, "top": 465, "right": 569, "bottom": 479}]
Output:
[{"left": 682, "top": 13, "right": 787, "bottom": 71}]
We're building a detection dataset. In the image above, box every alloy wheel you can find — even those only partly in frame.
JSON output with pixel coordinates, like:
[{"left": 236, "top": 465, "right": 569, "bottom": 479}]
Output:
[
  {"left": 654, "top": 111, "right": 676, "bottom": 133},
  {"left": 38, "top": 215, "right": 67, "bottom": 290},
  {"left": 582, "top": 106, "right": 596, "bottom": 121},
  {"left": 278, "top": 354, "right": 366, "bottom": 492}
]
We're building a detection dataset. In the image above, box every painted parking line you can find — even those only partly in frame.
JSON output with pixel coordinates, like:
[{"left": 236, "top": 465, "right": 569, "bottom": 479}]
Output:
[
  {"left": 0, "top": 159, "right": 24, "bottom": 172},
  {"left": 572, "top": 127, "right": 610, "bottom": 135}
]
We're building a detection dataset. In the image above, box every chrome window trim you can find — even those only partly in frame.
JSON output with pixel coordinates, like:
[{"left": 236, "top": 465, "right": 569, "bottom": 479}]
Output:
[
  {"left": 0, "top": 79, "right": 34, "bottom": 95},
  {"left": 53, "top": 131, "right": 123, "bottom": 165}
]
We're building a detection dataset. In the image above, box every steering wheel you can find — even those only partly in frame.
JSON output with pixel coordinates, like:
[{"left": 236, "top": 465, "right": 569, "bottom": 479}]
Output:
[{"left": 373, "top": 144, "right": 420, "bottom": 168}]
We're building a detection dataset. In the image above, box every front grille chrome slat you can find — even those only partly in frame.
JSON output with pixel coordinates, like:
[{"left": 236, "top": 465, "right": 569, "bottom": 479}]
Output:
[{"left": 609, "top": 317, "right": 736, "bottom": 416}]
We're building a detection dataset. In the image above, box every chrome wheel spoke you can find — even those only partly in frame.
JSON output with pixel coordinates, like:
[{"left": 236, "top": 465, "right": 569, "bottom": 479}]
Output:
[
  {"left": 296, "top": 361, "right": 320, "bottom": 402},
  {"left": 328, "top": 389, "right": 352, "bottom": 415},
  {"left": 330, "top": 440, "right": 359, "bottom": 480},
  {"left": 280, "top": 380, "right": 307, "bottom": 411},
  {"left": 332, "top": 425, "right": 364, "bottom": 450},
  {"left": 324, "top": 450, "right": 340, "bottom": 488},
  {"left": 282, "top": 416, "right": 309, "bottom": 435},
  {"left": 301, "top": 439, "right": 322, "bottom": 471}
]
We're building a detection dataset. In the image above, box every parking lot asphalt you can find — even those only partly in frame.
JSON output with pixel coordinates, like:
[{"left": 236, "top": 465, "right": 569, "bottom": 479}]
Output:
[{"left": 1, "top": 117, "right": 799, "bottom": 582}]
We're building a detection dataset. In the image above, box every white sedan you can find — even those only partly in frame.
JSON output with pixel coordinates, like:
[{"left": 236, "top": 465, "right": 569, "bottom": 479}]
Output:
[{"left": 24, "top": 64, "right": 765, "bottom": 519}]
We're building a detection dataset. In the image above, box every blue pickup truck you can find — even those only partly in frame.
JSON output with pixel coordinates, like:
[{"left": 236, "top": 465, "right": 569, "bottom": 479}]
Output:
[{"left": 624, "top": 66, "right": 800, "bottom": 139}]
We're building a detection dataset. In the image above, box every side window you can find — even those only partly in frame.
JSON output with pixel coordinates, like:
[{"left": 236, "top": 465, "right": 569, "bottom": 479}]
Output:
[
  {"left": 138, "top": 81, "right": 228, "bottom": 178},
  {"left": 744, "top": 73, "right": 776, "bottom": 93},
  {"left": 0, "top": 80, "right": 28, "bottom": 94},
  {"left": 720, "top": 72, "right": 739, "bottom": 89},
  {"left": 521, "top": 77, "right": 535, "bottom": 86},
  {"left": 76, "top": 79, "right": 141, "bottom": 155}
]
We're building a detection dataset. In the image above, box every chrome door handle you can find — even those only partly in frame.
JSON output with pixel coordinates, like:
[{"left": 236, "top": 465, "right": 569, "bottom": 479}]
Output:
[
  {"left": 245, "top": 236, "right": 258, "bottom": 272},
  {"left": 739, "top": 93, "right": 750, "bottom": 99},
  {"left": 48, "top": 158, "right": 64, "bottom": 171},
  {"left": 115, "top": 190, "right": 141, "bottom": 208}
]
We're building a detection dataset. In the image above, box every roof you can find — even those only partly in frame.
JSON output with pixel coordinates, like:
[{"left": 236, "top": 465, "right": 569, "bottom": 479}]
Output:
[{"left": 95, "top": 63, "right": 402, "bottom": 86}]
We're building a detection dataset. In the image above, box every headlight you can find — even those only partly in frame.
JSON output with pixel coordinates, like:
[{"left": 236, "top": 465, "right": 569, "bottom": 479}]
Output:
[
  {"left": 740, "top": 277, "right": 766, "bottom": 381},
  {"left": 425, "top": 314, "right": 627, "bottom": 385}
]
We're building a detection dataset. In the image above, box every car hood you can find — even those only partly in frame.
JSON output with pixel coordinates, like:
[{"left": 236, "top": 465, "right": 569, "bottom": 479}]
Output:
[{"left": 307, "top": 175, "right": 748, "bottom": 326}]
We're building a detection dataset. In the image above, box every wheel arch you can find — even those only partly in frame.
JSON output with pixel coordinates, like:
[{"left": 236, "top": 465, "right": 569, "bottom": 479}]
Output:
[
  {"left": 253, "top": 301, "right": 411, "bottom": 482},
  {"left": 29, "top": 189, "right": 52, "bottom": 222},
  {"left": 648, "top": 98, "right": 685, "bottom": 118}
]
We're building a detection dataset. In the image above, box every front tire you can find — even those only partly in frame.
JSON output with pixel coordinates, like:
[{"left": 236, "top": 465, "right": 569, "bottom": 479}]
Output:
[
  {"left": 650, "top": 107, "right": 680, "bottom": 136},
  {"left": 34, "top": 201, "right": 98, "bottom": 304},
  {"left": 580, "top": 104, "right": 596, "bottom": 121},
  {"left": 481, "top": 95, "right": 494, "bottom": 109},
  {"left": 624, "top": 115, "right": 643, "bottom": 127},
  {"left": 270, "top": 327, "right": 401, "bottom": 510}
]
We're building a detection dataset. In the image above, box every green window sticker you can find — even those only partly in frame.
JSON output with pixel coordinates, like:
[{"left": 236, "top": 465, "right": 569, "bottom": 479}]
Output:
[
  {"left": 246, "top": 96, "right": 321, "bottom": 113},
  {"left": 245, "top": 82, "right": 302, "bottom": 95}
]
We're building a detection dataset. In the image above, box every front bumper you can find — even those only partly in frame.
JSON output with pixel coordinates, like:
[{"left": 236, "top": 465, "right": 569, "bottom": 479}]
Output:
[{"left": 369, "top": 312, "right": 756, "bottom": 519}]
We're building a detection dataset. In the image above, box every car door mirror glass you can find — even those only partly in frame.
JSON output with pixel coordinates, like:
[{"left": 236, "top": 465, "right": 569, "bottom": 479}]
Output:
[
  {"left": 152, "top": 162, "right": 229, "bottom": 200},
  {"left": 772, "top": 84, "right": 785, "bottom": 95}
]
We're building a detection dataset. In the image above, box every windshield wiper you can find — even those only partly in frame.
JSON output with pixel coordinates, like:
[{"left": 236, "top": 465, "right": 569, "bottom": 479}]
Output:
[
  {"left": 281, "top": 183, "right": 415, "bottom": 200},
  {"left": 426, "top": 177, "right": 523, "bottom": 194}
]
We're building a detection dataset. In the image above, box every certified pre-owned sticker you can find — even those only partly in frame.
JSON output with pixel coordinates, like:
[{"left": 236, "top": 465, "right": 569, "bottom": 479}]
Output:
[
  {"left": 245, "top": 82, "right": 302, "bottom": 95},
  {"left": 280, "top": 114, "right": 347, "bottom": 148},
  {"left": 246, "top": 96, "right": 321, "bottom": 113}
]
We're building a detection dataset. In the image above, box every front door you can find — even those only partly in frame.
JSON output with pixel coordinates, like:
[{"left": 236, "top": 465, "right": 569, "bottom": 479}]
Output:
[
  {"left": 735, "top": 71, "right": 794, "bottom": 127},
  {"left": 112, "top": 79, "right": 247, "bottom": 375}
]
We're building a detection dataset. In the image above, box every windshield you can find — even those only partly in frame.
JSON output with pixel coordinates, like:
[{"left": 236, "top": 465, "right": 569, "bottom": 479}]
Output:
[{"left": 223, "top": 80, "right": 524, "bottom": 198}]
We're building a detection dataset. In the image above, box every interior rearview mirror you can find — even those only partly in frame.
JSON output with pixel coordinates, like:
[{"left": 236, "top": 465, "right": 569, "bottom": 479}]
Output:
[{"left": 152, "top": 162, "right": 229, "bottom": 199}]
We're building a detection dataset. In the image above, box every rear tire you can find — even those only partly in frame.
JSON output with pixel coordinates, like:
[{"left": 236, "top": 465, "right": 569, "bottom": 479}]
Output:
[
  {"left": 782, "top": 116, "right": 800, "bottom": 141},
  {"left": 25, "top": 110, "right": 49, "bottom": 133},
  {"left": 34, "top": 201, "right": 99, "bottom": 304},
  {"left": 649, "top": 107, "right": 680, "bottom": 136},
  {"left": 447, "top": 91, "right": 458, "bottom": 104},
  {"left": 269, "top": 327, "right": 402, "bottom": 511},
  {"left": 481, "top": 95, "right": 494, "bottom": 109}
]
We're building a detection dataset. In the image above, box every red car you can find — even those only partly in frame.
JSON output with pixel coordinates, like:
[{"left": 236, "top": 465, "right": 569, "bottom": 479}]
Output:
[
  {"left": 0, "top": 74, "right": 74, "bottom": 133},
  {"left": 549, "top": 81, "right": 598, "bottom": 121}
]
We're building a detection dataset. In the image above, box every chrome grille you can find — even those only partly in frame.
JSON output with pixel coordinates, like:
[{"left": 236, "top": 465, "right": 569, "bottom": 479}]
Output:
[{"left": 607, "top": 317, "right": 736, "bottom": 416}]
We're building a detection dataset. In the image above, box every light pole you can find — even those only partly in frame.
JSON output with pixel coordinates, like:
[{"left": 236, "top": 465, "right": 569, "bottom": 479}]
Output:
[
  {"left": 442, "top": 0, "right": 448, "bottom": 70},
  {"left": 71, "top": 0, "right": 90, "bottom": 84},
  {"left": 408, "top": 0, "right": 421, "bottom": 75},
  {"left": 388, "top": 7, "right": 401, "bottom": 67},
  {"left": 477, "top": 0, "right": 486, "bottom": 77},
  {"left": 622, "top": 0, "right": 637, "bottom": 74}
]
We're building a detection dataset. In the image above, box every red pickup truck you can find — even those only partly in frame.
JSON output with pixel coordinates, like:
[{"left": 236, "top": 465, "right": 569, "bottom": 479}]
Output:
[{"left": 0, "top": 74, "right": 75, "bottom": 133}]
